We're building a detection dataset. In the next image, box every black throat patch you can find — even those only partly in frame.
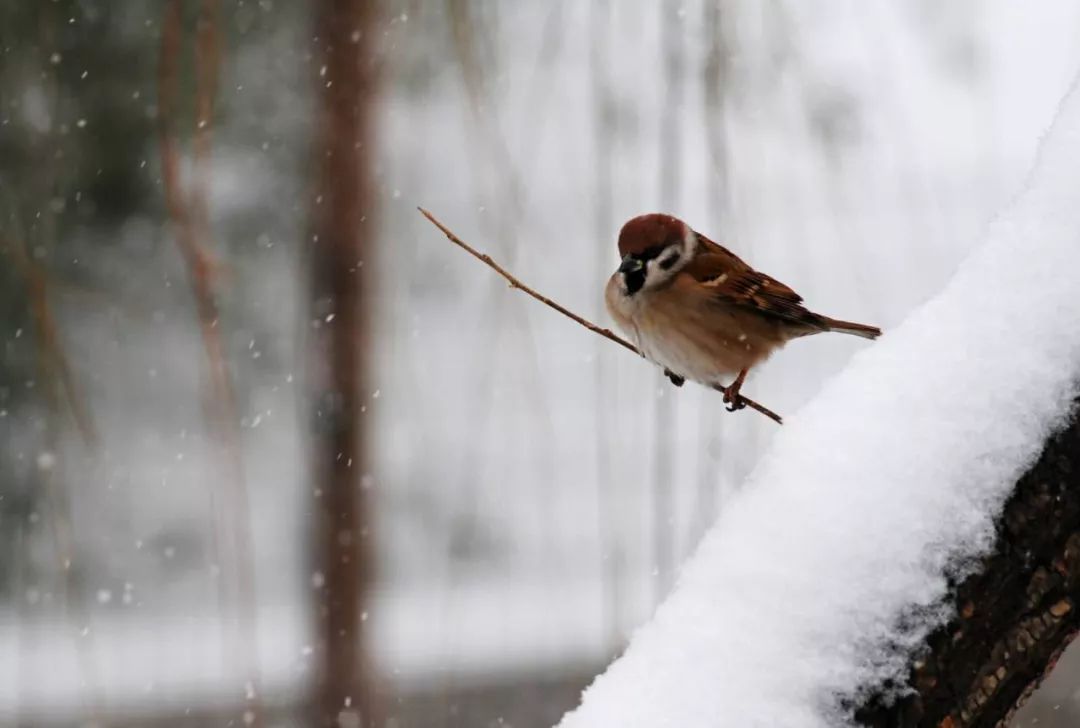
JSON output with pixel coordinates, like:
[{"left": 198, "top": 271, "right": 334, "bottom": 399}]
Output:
[{"left": 623, "top": 269, "right": 646, "bottom": 295}]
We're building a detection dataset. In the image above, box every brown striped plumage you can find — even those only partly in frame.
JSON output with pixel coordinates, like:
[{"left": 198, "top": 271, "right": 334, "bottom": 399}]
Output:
[{"left": 606, "top": 214, "right": 880, "bottom": 402}]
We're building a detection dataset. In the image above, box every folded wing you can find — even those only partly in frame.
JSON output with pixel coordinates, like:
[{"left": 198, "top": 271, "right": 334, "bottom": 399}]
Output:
[{"left": 682, "top": 234, "right": 828, "bottom": 331}]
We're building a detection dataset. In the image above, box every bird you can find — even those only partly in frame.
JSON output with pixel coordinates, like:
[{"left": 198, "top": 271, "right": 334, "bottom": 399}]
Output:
[{"left": 604, "top": 213, "right": 881, "bottom": 410}]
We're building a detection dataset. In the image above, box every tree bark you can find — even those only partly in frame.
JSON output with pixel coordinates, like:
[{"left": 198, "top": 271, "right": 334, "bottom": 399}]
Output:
[
  {"left": 308, "top": 0, "right": 380, "bottom": 725},
  {"left": 855, "top": 403, "right": 1080, "bottom": 727}
]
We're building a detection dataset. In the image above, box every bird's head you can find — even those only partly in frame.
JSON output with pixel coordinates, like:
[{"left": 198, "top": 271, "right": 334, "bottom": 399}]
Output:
[{"left": 615, "top": 213, "right": 698, "bottom": 295}]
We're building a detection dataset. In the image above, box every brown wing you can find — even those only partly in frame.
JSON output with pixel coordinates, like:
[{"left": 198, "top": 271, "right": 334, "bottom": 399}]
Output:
[{"left": 683, "top": 235, "right": 827, "bottom": 330}]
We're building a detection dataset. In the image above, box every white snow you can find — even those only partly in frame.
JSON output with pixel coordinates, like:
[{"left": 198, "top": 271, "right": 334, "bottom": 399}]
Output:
[{"left": 558, "top": 73, "right": 1080, "bottom": 728}]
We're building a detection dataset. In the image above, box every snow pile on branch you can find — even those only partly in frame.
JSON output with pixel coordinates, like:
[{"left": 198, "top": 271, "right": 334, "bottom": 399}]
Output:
[{"left": 558, "top": 74, "right": 1080, "bottom": 728}]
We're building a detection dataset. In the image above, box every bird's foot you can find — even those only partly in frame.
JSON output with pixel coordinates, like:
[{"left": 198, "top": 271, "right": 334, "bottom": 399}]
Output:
[
  {"left": 723, "top": 369, "right": 749, "bottom": 412},
  {"left": 664, "top": 369, "right": 685, "bottom": 387}
]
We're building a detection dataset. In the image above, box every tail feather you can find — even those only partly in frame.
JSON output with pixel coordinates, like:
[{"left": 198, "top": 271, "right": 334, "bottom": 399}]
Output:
[{"left": 821, "top": 316, "right": 881, "bottom": 340}]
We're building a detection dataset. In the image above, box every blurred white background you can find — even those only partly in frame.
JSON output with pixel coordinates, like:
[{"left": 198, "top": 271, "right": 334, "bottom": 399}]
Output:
[{"left": 2, "top": 1, "right": 1080, "bottom": 725}]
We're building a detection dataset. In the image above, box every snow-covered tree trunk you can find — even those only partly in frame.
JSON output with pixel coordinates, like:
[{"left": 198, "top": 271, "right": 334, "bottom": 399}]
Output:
[
  {"left": 557, "top": 75, "right": 1080, "bottom": 728},
  {"left": 855, "top": 412, "right": 1080, "bottom": 727}
]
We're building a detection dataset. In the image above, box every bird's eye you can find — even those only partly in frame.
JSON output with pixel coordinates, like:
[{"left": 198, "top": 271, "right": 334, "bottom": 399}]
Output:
[{"left": 659, "top": 252, "right": 680, "bottom": 270}]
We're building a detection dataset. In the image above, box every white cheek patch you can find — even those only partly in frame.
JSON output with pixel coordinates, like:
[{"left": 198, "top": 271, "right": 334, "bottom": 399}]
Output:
[
  {"left": 644, "top": 258, "right": 672, "bottom": 289},
  {"left": 644, "top": 243, "right": 690, "bottom": 290},
  {"left": 643, "top": 258, "right": 661, "bottom": 287}
]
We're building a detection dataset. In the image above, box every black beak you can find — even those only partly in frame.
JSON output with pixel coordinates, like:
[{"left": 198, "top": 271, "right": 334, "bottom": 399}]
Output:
[{"left": 618, "top": 255, "right": 643, "bottom": 274}]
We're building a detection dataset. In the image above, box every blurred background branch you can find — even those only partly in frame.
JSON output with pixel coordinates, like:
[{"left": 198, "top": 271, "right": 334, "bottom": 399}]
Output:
[
  {"left": 307, "top": 0, "right": 380, "bottom": 724},
  {"left": 157, "top": 0, "right": 263, "bottom": 722}
]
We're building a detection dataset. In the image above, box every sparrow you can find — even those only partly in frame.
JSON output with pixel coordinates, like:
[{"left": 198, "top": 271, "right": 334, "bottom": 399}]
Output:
[{"left": 605, "top": 214, "right": 880, "bottom": 410}]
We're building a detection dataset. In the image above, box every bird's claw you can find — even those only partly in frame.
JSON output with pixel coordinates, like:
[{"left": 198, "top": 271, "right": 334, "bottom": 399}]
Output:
[
  {"left": 724, "top": 396, "right": 747, "bottom": 412},
  {"left": 664, "top": 369, "right": 685, "bottom": 387},
  {"left": 722, "top": 387, "right": 745, "bottom": 411},
  {"left": 721, "top": 369, "right": 749, "bottom": 413}
]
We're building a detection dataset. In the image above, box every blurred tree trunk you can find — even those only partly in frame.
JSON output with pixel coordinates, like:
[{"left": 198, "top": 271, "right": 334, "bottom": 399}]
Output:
[
  {"left": 854, "top": 404, "right": 1080, "bottom": 727},
  {"left": 308, "top": 0, "right": 380, "bottom": 725}
]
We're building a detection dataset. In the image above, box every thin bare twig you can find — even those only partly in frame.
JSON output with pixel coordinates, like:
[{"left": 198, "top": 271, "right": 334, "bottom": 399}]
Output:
[{"left": 418, "top": 208, "right": 785, "bottom": 425}]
